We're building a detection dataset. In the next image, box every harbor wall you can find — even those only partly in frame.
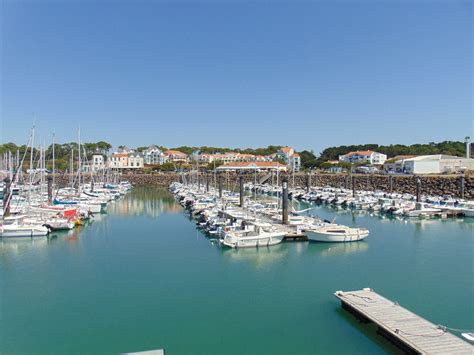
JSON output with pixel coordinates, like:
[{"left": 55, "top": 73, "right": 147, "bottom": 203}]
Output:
[{"left": 119, "top": 172, "right": 472, "bottom": 199}]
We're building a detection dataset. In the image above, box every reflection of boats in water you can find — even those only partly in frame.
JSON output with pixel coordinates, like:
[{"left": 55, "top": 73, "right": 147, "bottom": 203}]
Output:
[
  {"left": 49, "top": 228, "right": 79, "bottom": 241},
  {"left": 318, "top": 241, "right": 368, "bottom": 257},
  {"left": 0, "top": 236, "right": 49, "bottom": 255},
  {"left": 220, "top": 243, "right": 288, "bottom": 267}
]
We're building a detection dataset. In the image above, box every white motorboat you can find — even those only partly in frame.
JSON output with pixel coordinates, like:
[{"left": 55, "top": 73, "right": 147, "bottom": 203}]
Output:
[
  {"left": 305, "top": 224, "right": 369, "bottom": 242},
  {"left": 0, "top": 224, "right": 49, "bottom": 238},
  {"left": 404, "top": 202, "right": 442, "bottom": 218},
  {"left": 221, "top": 221, "right": 286, "bottom": 248},
  {"left": 459, "top": 201, "right": 474, "bottom": 217}
]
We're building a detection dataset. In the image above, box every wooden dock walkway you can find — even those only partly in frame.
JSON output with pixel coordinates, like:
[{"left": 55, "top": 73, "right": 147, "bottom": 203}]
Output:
[{"left": 335, "top": 288, "right": 473, "bottom": 354}]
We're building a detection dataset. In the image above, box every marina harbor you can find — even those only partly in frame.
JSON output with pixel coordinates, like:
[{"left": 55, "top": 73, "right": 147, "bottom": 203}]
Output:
[
  {"left": 2, "top": 1, "right": 473, "bottom": 353},
  {"left": 1, "top": 132, "right": 473, "bottom": 353}
]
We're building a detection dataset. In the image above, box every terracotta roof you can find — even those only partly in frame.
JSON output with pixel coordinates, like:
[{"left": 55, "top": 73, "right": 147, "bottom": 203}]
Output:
[
  {"left": 112, "top": 153, "right": 128, "bottom": 157},
  {"left": 280, "top": 147, "right": 293, "bottom": 154},
  {"left": 292, "top": 153, "right": 300, "bottom": 157},
  {"left": 345, "top": 150, "right": 374, "bottom": 156},
  {"left": 165, "top": 150, "right": 187, "bottom": 156},
  {"left": 220, "top": 161, "right": 286, "bottom": 168}
]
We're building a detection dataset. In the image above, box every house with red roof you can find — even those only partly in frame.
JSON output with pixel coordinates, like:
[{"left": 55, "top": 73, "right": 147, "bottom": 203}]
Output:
[
  {"left": 275, "top": 146, "right": 301, "bottom": 171},
  {"left": 216, "top": 161, "right": 287, "bottom": 172}
]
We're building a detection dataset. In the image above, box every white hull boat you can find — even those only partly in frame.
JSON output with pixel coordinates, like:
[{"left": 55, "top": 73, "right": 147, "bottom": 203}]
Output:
[
  {"left": 221, "top": 221, "right": 286, "bottom": 248},
  {"left": 306, "top": 225, "right": 369, "bottom": 242},
  {"left": 222, "top": 231, "right": 285, "bottom": 248},
  {"left": 0, "top": 224, "right": 49, "bottom": 238}
]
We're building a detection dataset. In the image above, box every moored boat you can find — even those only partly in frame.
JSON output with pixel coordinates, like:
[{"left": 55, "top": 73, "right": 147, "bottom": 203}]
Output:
[
  {"left": 305, "top": 225, "right": 369, "bottom": 242},
  {"left": 221, "top": 221, "right": 286, "bottom": 248}
]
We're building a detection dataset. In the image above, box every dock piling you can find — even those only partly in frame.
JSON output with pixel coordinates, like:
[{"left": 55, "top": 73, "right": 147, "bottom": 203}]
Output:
[
  {"left": 282, "top": 178, "right": 288, "bottom": 225},
  {"left": 239, "top": 175, "right": 244, "bottom": 207},
  {"left": 47, "top": 175, "right": 53, "bottom": 204},
  {"left": 352, "top": 175, "right": 356, "bottom": 197},
  {"left": 416, "top": 177, "right": 421, "bottom": 202},
  {"left": 3, "top": 177, "right": 11, "bottom": 217}
]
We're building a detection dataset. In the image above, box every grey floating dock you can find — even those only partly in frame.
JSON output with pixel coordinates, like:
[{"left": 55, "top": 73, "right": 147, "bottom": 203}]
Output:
[
  {"left": 124, "top": 350, "right": 164, "bottom": 355},
  {"left": 335, "top": 288, "right": 473, "bottom": 354}
]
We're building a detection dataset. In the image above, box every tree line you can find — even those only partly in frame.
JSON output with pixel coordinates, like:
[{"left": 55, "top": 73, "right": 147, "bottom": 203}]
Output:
[
  {"left": 317, "top": 141, "right": 471, "bottom": 163},
  {"left": 1, "top": 140, "right": 470, "bottom": 172},
  {"left": 0, "top": 141, "right": 112, "bottom": 171}
]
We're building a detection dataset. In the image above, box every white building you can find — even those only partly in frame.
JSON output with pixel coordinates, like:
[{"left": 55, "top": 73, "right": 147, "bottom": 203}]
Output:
[
  {"left": 164, "top": 150, "right": 188, "bottom": 163},
  {"left": 91, "top": 154, "right": 105, "bottom": 171},
  {"left": 143, "top": 145, "right": 165, "bottom": 165},
  {"left": 108, "top": 153, "right": 129, "bottom": 169},
  {"left": 128, "top": 152, "right": 144, "bottom": 169},
  {"left": 383, "top": 155, "right": 417, "bottom": 173},
  {"left": 402, "top": 155, "right": 474, "bottom": 174},
  {"left": 276, "top": 147, "right": 301, "bottom": 172},
  {"left": 108, "top": 151, "right": 144, "bottom": 169},
  {"left": 339, "top": 150, "right": 387, "bottom": 165}
]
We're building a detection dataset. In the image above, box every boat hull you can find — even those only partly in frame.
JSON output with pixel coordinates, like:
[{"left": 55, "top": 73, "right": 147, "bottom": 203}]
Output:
[
  {"left": 306, "top": 229, "right": 368, "bottom": 242},
  {"left": 222, "top": 233, "right": 285, "bottom": 248},
  {"left": 0, "top": 226, "right": 49, "bottom": 238}
]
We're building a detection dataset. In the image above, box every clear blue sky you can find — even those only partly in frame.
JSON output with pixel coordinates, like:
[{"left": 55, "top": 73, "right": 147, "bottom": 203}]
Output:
[{"left": 1, "top": 0, "right": 472, "bottom": 154}]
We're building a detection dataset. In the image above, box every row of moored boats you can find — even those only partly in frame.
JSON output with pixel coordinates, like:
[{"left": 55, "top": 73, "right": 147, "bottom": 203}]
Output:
[{"left": 170, "top": 182, "right": 369, "bottom": 248}]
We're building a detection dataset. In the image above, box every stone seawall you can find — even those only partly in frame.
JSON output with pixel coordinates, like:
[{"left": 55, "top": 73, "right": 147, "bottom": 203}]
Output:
[{"left": 120, "top": 172, "right": 472, "bottom": 199}]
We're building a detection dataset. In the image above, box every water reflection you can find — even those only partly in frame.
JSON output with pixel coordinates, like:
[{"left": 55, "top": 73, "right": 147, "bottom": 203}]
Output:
[
  {"left": 0, "top": 228, "right": 82, "bottom": 260},
  {"left": 108, "top": 187, "right": 182, "bottom": 217},
  {"left": 220, "top": 243, "right": 289, "bottom": 268},
  {"left": 0, "top": 237, "right": 49, "bottom": 257},
  {"left": 317, "top": 241, "right": 369, "bottom": 256}
]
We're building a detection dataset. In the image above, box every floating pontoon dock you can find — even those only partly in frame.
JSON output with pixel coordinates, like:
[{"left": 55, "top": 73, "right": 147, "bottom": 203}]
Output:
[
  {"left": 335, "top": 288, "right": 473, "bottom": 354},
  {"left": 124, "top": 349, "right": 164, "bottom": 355}
]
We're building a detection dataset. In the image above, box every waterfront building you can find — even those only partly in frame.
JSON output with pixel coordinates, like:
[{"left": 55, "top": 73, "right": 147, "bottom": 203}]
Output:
[
  {"left": 383, "top": 155, "right": 417, "bottom": 173},
  {"left": 144, "top": 145, "right": 165, "bottom": 165},
  {"left": 216, "top": 161, "right": 287, "bottom": 172},
  {"left": 128, "top": 152, "right": 144, "bottom": 169},
  {"left": 323, "top": 160, "right": 345, "bottom": 173},
  {"left": 196, "top": 152, "right": 269, "bottom": 164},
  {"left": 91, "top": 154, "right": 106, "bottom": 171},
  {"left": 197, "top": 153, "right": 216, "bottom": 164},
  {"left": 276, "top": 147, "right": 301, "bottom": 172},
  {"left": 339, "top": 150, "right": 387, "bottom": 165},
  {"left": 108, "top": 153, "right": 129, "bottom": 169},
  {"left": 108, "top": 151, "right": 144, "bottom": 169},
  {"left": 401, "top": 155, "right": 474, "bottom": 174},
  {"left": 164, "top": 150, "right": 188, "bottom": 163}
]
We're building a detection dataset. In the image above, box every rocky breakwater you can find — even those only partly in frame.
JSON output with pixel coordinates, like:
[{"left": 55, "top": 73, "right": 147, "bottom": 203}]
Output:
[{"left": 123, "top": 172, "right": 472, "bottom": 199}]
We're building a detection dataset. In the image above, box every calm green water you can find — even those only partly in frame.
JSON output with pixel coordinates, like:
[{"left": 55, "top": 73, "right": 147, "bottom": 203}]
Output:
[{"left": 1, "top": 187, "right": 473, "bottom": 354}]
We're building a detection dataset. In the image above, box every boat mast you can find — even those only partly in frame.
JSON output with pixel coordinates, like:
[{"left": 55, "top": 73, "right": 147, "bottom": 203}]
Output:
[
  {"left": 40, "top": 141, "right": 44, "bottom": 204},
  {"left": 28, "top": 126, "right": 35, "bottom": 207},
  {"left": 70, "top": 148, "right": 74, "bottom": 188},
  {"left": 77, "top": 127, "right": 81, "bottom": 193},
  {"left": 52, "top": 133, "right": 55, "bottom": 189}
]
